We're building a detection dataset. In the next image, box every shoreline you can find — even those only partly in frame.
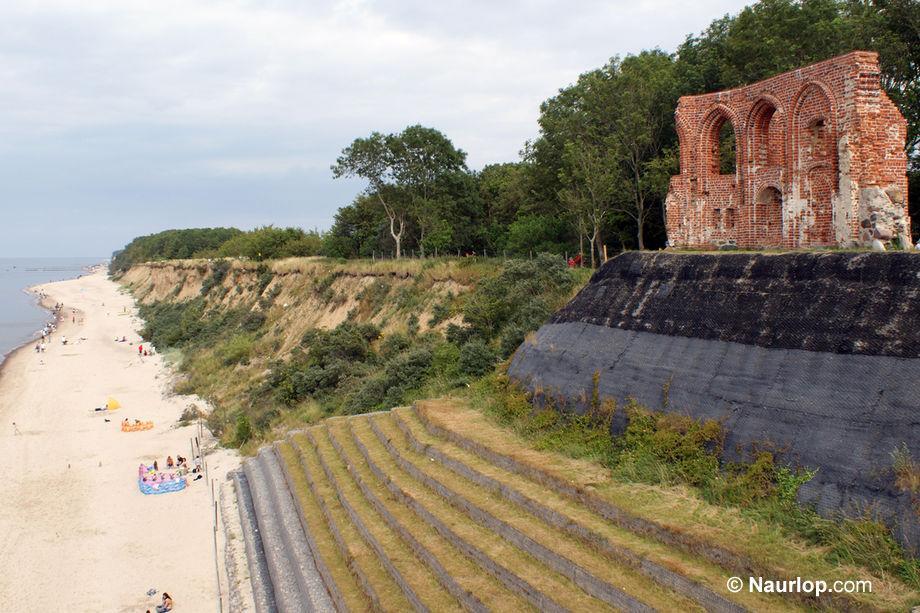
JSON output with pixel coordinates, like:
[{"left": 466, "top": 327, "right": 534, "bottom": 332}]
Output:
[
  {"left": 0, "top": 267, "right": 240, "bottom": 610},
  {"left": 0, "top": 263, "right": 101, "bottom": 373}
]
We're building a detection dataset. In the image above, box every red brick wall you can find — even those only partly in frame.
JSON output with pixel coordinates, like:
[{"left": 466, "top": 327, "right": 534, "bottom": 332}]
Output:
[{"left": 666, "top": 51, "right": 911, "bottom": 249}]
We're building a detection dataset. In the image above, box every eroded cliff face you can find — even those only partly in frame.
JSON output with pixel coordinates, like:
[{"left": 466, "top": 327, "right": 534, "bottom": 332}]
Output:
[
  {"left": 118, "top": 258, "right": 469, "bottom": 356},
  {"left": 509, "top": 251, "right": 920, "bottom": 552}
]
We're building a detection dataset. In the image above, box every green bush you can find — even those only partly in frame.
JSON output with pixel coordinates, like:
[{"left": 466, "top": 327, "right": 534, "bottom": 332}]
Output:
[
  {"left": 200, "top": 260, "right": 231, "bottom": 295},
  {"left": 256, "top": 265, "right": 275, "bottom": 294},
  {"left": 234, "top": 413, "right": 252, "bottom": 445},
  {"left": 460, "top": 253, "right": 575, "bottom": 357},
  {"left": 458, "top": 339, "right": 496, "bottom": 376},
  {"left": 110, "top": 227, "right": 242, "bottom": 273},
  {"left": 218, "top": 334, "right": 253, "bottom": 366},
  {"left": 241, "top": 311, "right": 267, "bottom": 332},
  {"left": 217, "top": 226, "right": 323, "bottom": 261},
  {"left": 427, "top": 298, "right": 453, "bottom": 327},
  {"left": 432, "top": 342, "right": 461, "bottom": 378}
]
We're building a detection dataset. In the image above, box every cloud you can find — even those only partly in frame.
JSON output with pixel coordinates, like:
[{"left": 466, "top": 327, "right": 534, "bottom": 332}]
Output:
[{"left": 0, "top": 0, "right": 750, "bottom": 257}]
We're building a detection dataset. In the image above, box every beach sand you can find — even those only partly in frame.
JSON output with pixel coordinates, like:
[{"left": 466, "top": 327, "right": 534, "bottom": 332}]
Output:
[{"left": 0, "top": 267, "right": 240, "bottom": 612}]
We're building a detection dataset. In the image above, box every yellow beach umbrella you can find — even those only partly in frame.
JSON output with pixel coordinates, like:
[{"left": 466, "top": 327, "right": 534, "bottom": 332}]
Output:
[{"left": 106, "top": 397, "right": 121, "bottom": 410}]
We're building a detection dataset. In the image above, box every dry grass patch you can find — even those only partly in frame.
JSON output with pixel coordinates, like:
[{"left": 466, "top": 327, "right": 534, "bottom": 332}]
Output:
[
  {"left": 394, "top": 407, "right": 794, "bottom": 612},
  {"left": 314, "top": 423, "right": 462, "bottom": 612},
  {"left": 418, "top": 399, "right": 920, "bottom": 611},
  {"left": 374, "top": 412, "right": 701, "bottom": 612},
  {"left": 274, "top": 441, "right": 368, "bottom": 612},
  {"left": 290, "top": 431, "right": 410, "bottom": 611},
  {"left": 329, "top": 418, "right": 523, "bottom": 611},
  {"left": 357, "top": 414, "right": 615, "bottom": 611}
]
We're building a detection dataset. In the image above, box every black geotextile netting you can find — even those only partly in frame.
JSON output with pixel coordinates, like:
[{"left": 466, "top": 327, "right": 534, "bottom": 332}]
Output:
[
  {"left": 512, "top": 251, "right": 920, "bottom": 552},
  {"left": 552, "top": 251, "right": 920, "bottom": 358}
]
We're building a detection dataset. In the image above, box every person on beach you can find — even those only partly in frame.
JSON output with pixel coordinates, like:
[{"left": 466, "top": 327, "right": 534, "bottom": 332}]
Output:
[
  {"left": 155, "top": 592, "right": 173, "bottom": 612},
  {"left": 166, "top": 456, "right": 174, "bottom": 468},
  {"left": 153, "top": 460, "right": 158, "bottom": 471}
]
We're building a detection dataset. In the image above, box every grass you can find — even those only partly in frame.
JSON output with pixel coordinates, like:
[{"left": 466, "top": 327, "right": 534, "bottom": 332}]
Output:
[
  {"left": 422, "top": 393, "right": 920, "bottom": 610},
  {"left": 391, "top": 406, "right": 794, "bottom": 612},
  {"left": 352, "top": 414, "right": 614, "bottom": 612},
  {"left": 371, "top": 411, "right": 701, "bottom": 611},
  {"left": 273, "top": 441, "right": 368, "bottom": 612},
  {"left": 326, "top": 418, "right": 521, "bottom": 611},
  {"left": 347, "top": 416, "right": 537, "bottom": 612},
  {"left": 290, "top": 432, "right": 410, "bottom": 611},
  {"left": 313, "top": 422, "right": 463, "bottom": 612}
]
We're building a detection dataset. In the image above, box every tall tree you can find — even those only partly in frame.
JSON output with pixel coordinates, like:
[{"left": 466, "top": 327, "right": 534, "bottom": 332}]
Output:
[
  {"left": 390, "top": 125, "right": 468, "bottom": 256},
  {"left": 332, "top": 133, "right": 408, "bottom": 258},
  {"left": 332, "top": 126, "right": 467, "bottom": 258},
  {"left": 590, "top": 53, "right": 677, "bottom": 250},
  {"left": 559, "top": 136, "right": 618, "bottom": 266}
]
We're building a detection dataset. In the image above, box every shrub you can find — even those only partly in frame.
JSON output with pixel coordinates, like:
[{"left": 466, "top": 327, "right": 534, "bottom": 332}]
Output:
[
  {"left": 892, "top": 442, "right": 920, "bottom": 494},
  {"left": 218, "top": 334, "right": 253, "bottom": 366},
  {"left": 432, "top": 342, "right": 461, "bottom": 378},
  {"left": 241, "top": 311, "right": 267, "bottom": 332},
  {"left": 200, "top": 260, "right": 231, "bottom": 295},
  {"left": 458, "top": 339, "right": 496, "bottom": 377},
  {"left": 217, "top": 226, "right": 323, "bottom": 261},
  {"left": 234, "top": 414, "right": 252, "bottom": 445},
  {"left": 427, "top": 298, "right": 453, "bottom": 327},
  {"left": 256, "top": 265, "right": 275, "bottom": 294},
  {"left": 460, "top": 254, "right": 575, "bottom": 357}
]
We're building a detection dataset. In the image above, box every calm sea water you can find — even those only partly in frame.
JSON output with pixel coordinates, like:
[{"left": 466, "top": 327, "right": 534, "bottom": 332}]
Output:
[{"left": 0, "top": 257, "right": 103, "bottom": 364}]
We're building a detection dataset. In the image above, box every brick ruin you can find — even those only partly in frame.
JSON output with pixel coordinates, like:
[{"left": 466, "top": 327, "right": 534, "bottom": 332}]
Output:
[{"left": 666, "top": 51, "right": 911, "bottom": 249}]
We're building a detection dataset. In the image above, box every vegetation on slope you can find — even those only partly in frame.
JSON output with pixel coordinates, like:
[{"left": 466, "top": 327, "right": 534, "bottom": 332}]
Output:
[
  {"left": 463, "top": 375, "right": 920, "bottom": 592},
  {"left": 133, "top": 254, "right": 589, "bottom": 450}
]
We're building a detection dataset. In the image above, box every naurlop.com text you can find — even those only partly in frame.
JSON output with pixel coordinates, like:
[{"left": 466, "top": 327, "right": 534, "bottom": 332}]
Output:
[{"left": 726, "top": 576, "right": 872, "bottom": 596}]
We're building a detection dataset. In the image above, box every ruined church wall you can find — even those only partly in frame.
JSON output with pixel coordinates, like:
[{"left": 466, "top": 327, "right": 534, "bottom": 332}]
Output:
[{"left": 666, "top": 51, "right": 910, "bottom": 249}]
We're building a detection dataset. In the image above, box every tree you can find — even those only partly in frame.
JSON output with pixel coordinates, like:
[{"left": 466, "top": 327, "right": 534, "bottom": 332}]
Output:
[
  {"left": 389, "top": 125, "right": 468, "bottom": 256},
  {"left": 332, "top": 126, "right": 467, "bottom": 258},
  {"left": 559, "top": 136, "right": 618, "bottom": 267},
  {"left": 332, "top": 132, "right": 408, "bottom": 258},
  {"left": 597, "top": 52, "right": 677, "bottom": 250},
  {"left": 323, "top": 194, "right": 389, "bottom": 258}
]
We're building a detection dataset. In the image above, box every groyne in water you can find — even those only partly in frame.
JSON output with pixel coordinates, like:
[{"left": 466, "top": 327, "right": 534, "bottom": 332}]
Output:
[{"left": 508, "top": 251, "right": 920, "bottom": 552}]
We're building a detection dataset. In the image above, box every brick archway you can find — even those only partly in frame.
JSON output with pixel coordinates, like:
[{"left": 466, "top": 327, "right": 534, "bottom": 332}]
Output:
[
  {"left": 665, "top": 51, "right": 910, "bottom": 249},
  {"left": 754, "top": 186, "right": 784, "bottom": 246}
]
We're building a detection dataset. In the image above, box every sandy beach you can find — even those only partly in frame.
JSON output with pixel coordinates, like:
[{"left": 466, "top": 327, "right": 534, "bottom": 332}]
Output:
[{"left": 0, "top": 267, "right": 239, "bottom": 612}]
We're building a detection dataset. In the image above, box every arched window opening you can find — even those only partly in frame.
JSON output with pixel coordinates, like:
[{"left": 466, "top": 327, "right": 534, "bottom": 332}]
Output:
[
  {"left": 755, "top": 186, "right": 784, "bottom": 245},
  {"left": 751, "top": 101, "right": 780, "bottom": 167},
  {"left": 717, "top": 120, "right": 736, "bottom": 175},
  {"left": 807, "top": 117, "right": 830, "bottom": 161}
]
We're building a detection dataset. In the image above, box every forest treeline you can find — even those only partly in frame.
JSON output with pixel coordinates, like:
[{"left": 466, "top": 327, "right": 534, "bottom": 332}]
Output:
[{"left": 113, "top": 0, "right": 919, "bottom": 270}]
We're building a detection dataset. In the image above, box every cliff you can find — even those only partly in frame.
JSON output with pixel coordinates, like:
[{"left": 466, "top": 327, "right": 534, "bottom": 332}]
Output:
[{"left": 509, "top": 251, "right": 920, "bottom": 552}]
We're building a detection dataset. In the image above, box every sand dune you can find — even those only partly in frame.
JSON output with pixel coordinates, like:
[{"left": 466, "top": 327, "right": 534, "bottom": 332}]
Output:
[{"left": 0, "top": 267, "right": 238, "bottom": 612}]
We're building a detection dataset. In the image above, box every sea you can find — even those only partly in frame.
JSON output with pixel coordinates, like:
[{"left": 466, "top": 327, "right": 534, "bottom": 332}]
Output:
[{"left": 0, "top": 257, "right": 103, "bottom": 364}]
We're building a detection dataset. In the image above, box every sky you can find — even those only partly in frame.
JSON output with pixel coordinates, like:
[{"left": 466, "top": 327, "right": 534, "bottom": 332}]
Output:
[{"left": 0, "top": 0, "right": 752, "bottom": 257}]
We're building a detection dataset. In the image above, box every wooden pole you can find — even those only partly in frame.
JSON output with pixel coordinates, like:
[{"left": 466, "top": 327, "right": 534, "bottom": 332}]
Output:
[
  {"left": 603, "top": 244, "right": 608, "bottom": 262},
  {"left": 213, "top": 494, "right": 223, "bottom": 613}
]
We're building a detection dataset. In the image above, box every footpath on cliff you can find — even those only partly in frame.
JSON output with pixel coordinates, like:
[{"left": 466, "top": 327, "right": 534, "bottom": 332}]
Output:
[{"left": 0, "top": 267, "right": 239, "bottom": 612}]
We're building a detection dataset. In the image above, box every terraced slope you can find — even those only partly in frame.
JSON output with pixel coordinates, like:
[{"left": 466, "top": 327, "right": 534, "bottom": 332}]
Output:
[{"left": 234, "top": 403, "right": 857, "bottom": 612}]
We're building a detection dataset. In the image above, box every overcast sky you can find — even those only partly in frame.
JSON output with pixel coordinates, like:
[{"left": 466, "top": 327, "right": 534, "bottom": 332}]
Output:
[{"left": 0, "top": 0, "right": 752, "bottom": 257}]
